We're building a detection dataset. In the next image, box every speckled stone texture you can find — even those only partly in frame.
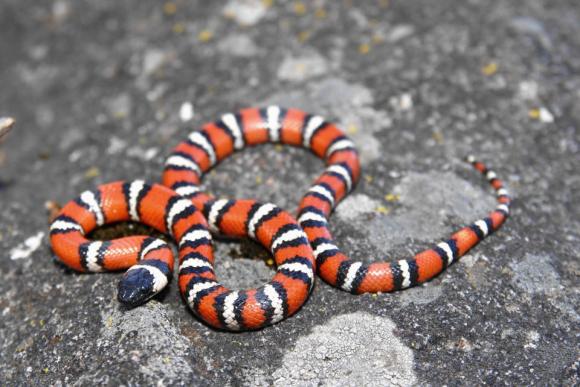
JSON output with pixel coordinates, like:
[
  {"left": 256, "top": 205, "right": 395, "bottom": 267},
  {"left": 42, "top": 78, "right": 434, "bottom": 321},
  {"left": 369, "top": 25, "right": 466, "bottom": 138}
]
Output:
[{"left": 1, "top": 0, "right": 579, "bottom": 385}]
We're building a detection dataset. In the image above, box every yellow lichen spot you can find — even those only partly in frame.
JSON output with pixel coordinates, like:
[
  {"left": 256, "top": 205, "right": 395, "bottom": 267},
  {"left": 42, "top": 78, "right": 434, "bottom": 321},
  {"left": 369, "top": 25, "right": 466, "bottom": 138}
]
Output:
[
  {"left": 347, "top": 123, "right": 358, "bottom": 134},
  {"left": 85, "top": 167, "right": 100, "bottom": 179},
  {"left": 315, "top": 8, "right": 327, "bottom": 19},
  {"left": 432, "top": 131, "right": 444, "bottom": 144},
  {"left": 294, "top": 62, "right": 306, "bottom": 74},
  {"left": 528, "top": 108, "right": 540, "bottom": 119},
  {"left": 481, "top": 62, "right": 498, "bottom": 76},
  {"left": 294, "top": 2, "right": 306, "bottom": 15},
  {"left": 298, "top": 31, "right": 310, "bottom": 43},
  {"left": 364, "top": 174, "right": 373, "bottom": 183},
  {"left": 274, "top": 144, "right": 283, "bottom": 152},
  {"left": 384, "top": 193, "right": 400, "bottom": 202},
  {"left": 371, "top": 293, "right": 379, "bottom": 299},
  {"left": 30, "top": 320, "right": 36, "bottom": 327},
  {"left": 376, "top": 205, "right": 390, "bottom": 214},
  {"left": 114, "top": 110, "right": 127, "bottom": 119},
  {"left": 172, "top": 23, "right": 185, "bottom": 34},
  {"left": 198, "top": 30, "right": 213, "bottom": 42},
  {"left": 43, "top": 368, "right": 49, "bottom": 374},
  {"left": 266, "top": 258, "right": 275, "bottom": 266},
  {"left": 359, "top": 43, "right": 371, "bottom": 54},
  {"left": 106, "top": 315, "right": 113, "bottom": 328},
  {"left": 163, "top": 357, "right": 171, "bottom": 364},
  {"left": 256, "top": 176, "right": 263, "bottom": 184},
  {"left": 372, "top": 33, "right": 384, "bottom": 44},
  {"left": 163, "top": 2, "right": 177, "bottom": 15},
  {"left": 262, "top": 0, "right": 273, "bottom": 7},
  {"left": 39, "top": 319, "right": 45, "bottom": 327}
]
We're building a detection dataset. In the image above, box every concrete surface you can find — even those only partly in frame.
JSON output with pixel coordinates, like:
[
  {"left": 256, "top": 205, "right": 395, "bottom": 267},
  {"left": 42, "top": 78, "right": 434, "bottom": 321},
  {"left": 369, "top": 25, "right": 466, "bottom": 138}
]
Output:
[{"left": 1, "top": 0, "right": 579, "bottom": 385}]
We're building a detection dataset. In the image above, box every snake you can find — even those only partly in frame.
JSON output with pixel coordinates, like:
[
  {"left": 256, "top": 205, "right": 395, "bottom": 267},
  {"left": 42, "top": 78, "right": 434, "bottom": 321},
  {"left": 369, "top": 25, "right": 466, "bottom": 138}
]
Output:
[{"left": 49, "top": 105, "right": 510, "bottom": 330}]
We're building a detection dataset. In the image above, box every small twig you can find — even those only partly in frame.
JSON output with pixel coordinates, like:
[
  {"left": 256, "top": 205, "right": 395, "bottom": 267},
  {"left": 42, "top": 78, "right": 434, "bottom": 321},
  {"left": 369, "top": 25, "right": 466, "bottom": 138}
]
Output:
[{"left": 0, "top": 117, "right": 15, "bottom": 141}]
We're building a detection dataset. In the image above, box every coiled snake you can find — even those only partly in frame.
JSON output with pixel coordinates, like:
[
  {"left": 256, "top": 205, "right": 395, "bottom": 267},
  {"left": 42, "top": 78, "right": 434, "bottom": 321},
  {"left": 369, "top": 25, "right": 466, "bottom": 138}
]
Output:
[{"left": 49, "top": 106, "right": 511, "bottom": 330}]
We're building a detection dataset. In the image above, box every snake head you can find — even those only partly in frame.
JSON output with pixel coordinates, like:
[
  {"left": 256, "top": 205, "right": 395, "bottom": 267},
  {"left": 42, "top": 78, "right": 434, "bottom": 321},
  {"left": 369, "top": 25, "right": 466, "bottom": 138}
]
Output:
[
  {"left": 0, "top": 117, "right": 15, "bottom": 141},
  {"left": 117, "top": 262, "right": 170, "bottom": 307}
]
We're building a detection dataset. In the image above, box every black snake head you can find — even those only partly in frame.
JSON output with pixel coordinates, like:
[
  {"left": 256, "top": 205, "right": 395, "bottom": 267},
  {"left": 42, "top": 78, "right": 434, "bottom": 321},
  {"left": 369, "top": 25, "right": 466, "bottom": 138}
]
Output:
[{"left": 117, "top": 267, "right": 157, "bottom": 308}]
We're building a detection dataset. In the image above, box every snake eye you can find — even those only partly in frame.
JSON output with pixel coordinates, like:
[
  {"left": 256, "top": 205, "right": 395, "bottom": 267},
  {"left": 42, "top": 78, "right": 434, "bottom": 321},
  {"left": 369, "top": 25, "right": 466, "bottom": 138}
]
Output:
[{"left": 117, "top": 267, "right": 156, "bottom": 307}]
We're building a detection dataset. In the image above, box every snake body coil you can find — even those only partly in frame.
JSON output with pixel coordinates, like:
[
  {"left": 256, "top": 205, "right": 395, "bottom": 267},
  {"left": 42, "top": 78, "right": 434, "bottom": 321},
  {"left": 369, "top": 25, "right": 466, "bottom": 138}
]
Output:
[
  {"left": 162, "top": 106, "right": 511, "bottom": 294},
  {"left": 49, "top": 106, "right": 511, "bottom": 330}
]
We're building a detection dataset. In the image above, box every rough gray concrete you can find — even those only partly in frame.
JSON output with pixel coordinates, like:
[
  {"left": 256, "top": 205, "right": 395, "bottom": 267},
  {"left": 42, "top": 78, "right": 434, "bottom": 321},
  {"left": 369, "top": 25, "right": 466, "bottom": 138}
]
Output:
[{"left": 1, "top": 0, "right": 579, "bottom": 385}]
